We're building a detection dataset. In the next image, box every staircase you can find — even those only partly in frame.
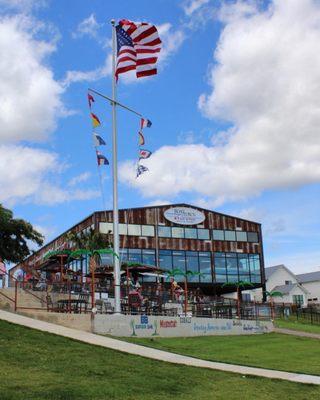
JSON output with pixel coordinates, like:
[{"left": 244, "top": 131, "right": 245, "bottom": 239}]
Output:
[{"left": 0, "top": 287, "right": 47, "bottom": 312}]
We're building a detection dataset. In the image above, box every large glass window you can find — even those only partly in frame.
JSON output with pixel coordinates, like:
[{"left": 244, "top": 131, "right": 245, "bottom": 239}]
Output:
[
  {"left": 216, "top": 274, "right": 227, "bottom": 283},
  {"left": 128, "top": 249, "right": 142, "bottom": 263},
  {"left": 293, "top": 295, "right": 304, "bottom": 306},
  {"left": 119, "top": 248, "right": 128, "bottom": 262},
  {"left": 197, "top": 229, "right": 210, "bottom": 240},
  {"left": 142, "top": 249, "right": 156, "bottom": 266},
  {"left": 128, "top": 224, "right": 141, "bottom": 236},
  {"left": 199, "top": 253, "right": 212, "bottom": 283},
  {"left": 172, "top": 251, "right": 186, "bottom": 281},
  {"left": 226, "top": 253, "right": 238, "bottom": 274},
  {"left": 185, "top": 228, "right": 197, "bottom": 239},
  {"left": 186, "top": 252, "right": 199, "bottom": 282},
  {"left": 238, "top": 254, "right": 250, "bottom": 274},
  {"left": 100, "top": 252, "right": 113, "bottom": 266},
  {"left": 212, "top": 230, "right": 224, "bottom": 240},
  {"left": 158, "top": 226, "right": 171, "bottom": 237},
  {"left": 249, "top": 254, "right": 260, "bottom": 274},
  {"left": 159, "top": 250, "right": 172, "bottom": 270},
  {"left": 236, "top": 231, "right": 247, "bottom": 242},
  {"left": 227, "top": 275, "right": 239, "bottom": 283},
  {"left": 214, "top": 253, "right": 226, "bottom": 274},
  {"left": 224, "top": 230, "right": 236, "bottom": 241},
  {"left": 247, "top": 232, "right": 259, "bottom": 242},
  {"left": 172, "top": 227, "right": 184, "bottom": 238},
  {"left": 141, "top": 225, "right": 155, "bottom": 237}
]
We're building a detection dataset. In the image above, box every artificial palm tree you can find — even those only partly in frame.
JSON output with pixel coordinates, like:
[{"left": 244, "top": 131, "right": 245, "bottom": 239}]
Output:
[
  {"left": 66, "top": 228, "right": 115, "bottom": 310},
  {"left": 265, "top": 290, "right": 283, "bottom": 320},
  {"left": 165, "top": 268, "right": 202, "bottom": 315},
  {"left": 222, "top": 281, "right": 254, "bottom": 318}
]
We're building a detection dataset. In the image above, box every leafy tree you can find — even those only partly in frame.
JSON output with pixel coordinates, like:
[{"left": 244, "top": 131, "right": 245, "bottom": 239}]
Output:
[{"left": 0, "top": 204, "right": 43, "bottom": 264}]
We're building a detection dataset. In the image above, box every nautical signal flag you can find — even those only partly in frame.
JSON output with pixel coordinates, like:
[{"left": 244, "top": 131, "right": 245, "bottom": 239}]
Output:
[
  {"left": 96, "top": 151, "right": 109, "bottom": 166},
  {"left": 139, "top": 149, "right": 152, "bottom": 160},
  {"left": 138, "top": 131, "right": 145, "bottom": 146},
  {"left": 91, "top": 113, "right": 101, "bottom": 128},
  {"left": 88, "top": 93, "right": 95, "bottom": 108},
  {"left": 136, "top": 164, "right": 149, "bottom": 177},
  {"left": 140, "top": 118, "right": 152, "bottom": 129},
  {"left": 93, "top": 133, "right": 106, "bottom": 146}
]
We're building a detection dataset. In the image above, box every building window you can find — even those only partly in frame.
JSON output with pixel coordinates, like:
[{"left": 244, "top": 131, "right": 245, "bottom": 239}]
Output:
[
  {"left": 119, "top": 249, "right": 128, "bottom": 262},
  {"left": 293, "top": 295, "right": 304, "bottom": 306},
  {"left": 141, "top": 225, "right": 155, "bottom": 237},
  {"left": 197, "top": 229, "right": 210, "bottom": 240},
  {"left": 199, "top": 253, "right": 212, "bottom": 283},
  {"left": 226, "top": 254, "right": 238, "bottom": 275},
  {"left": 185, "top": 228, "right": 197, "bottom": 239},
  {"left": 238, "top": 254, "right": 250, "bottom": 274},
  {"left": 128, "top": 224, "right": 141, "bottom": 236},
  {"left": 186, "top": 252, "right": 199, "bottom": 282},
  {"left": 128, "top": 249, "right": 142, "bottom": 263},
  {"left": 159, "top": 250, "right": 172, "bottom": 270},
  {"left": 216, "top": 274, "right": 227, "bottom": 283},
  {"left": 247, "top": 232, "right": 259, "bottom": 242},
  {"left": 158, "top": 226, "right": 171, "bottom": 238},
  {"left": 224, "top": 230, "right": 236, "bottom": 241},
  {"left": 285, "top": 280, "right": 292, "bottom": 285},
  {"left": 236, "top": 231, "right": 247, "bottom": 242},
  {"left": 99, "top": 222, "right": 113, "bottom": 234},
  {"left": 212, "top": 230, "right": 224, "bottom": 240},
  {"left": 172, "top": 227, "right": 184, "bottom": 238},
  {"left": 119, "top": 224, "right": 128, "bottom": 235},
  {"left": 214, "top": 254, "right": 226, "bottom": 275},
  {"left": 142, "top": 249, "right": 156, "bottom": 266}
]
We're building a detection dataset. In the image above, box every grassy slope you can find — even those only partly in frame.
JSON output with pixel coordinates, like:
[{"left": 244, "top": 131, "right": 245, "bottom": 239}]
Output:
[
  {"left": 0, "top": 321, "right": 320, "bottom": 400},
  {"left": 127, "top": 333, "right": 320, "bottom": 376},
  {"left": 275, "top": 319, "right": 320, "bottom": 334}
]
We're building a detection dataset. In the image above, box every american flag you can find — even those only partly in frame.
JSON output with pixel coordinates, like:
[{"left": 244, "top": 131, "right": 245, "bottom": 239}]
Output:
[{"left": 115, "top": 19, "right": 162, "bottom": 80}]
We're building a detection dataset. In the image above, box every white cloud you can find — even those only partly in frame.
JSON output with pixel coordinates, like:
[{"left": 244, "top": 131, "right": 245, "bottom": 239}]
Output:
[
  {"left": 62, "top": 53, "right": 112, "bottom": 87},
  {"left": 72, "top": 14, "right": 102, "bottom": 39},
  {"left": 120, "top": 0, "right": 320, "bottom": 204},
  {"left": 0, "top": 145, "right": 99, "bottom": 206},
  {"left": 68, "top": 172, "right": 91, "bottom": 186},
  {"left": 0, "top": 15, "right": 64, "bottom": 142},
  {"left": 0, "top": 0, "right": 46, "bottom": 12},
  {"left": 183, "top": 0, "right": 210, "bottom": 16}
]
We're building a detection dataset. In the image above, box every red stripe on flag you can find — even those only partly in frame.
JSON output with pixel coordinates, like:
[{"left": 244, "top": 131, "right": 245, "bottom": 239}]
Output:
[
  {"left": 133, "top": 26, "right": 157, "bottom": 43},
  {"left": 141, "top": 38, "right": 162, "bottom": 47},
  {"left": 136, "top": 48, "right": 161, "bottom": 54},
  {"left": 137, "top": 68, "right": 157, "bottom": 78},
  {"left": 136, "top": 57, "right": 158, "bottom": 66}
]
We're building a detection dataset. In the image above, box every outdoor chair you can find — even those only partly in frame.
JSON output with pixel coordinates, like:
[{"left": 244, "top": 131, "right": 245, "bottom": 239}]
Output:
[
  {"left": 77, "top": 293, "right": 89, "bottom": 313},
  {"left": 128, "top": 293, "right": 142, "bottom": 314}
]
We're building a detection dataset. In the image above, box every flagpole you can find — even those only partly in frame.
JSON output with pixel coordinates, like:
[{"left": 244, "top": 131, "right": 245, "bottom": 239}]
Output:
[{"left": 111, "top": 19, "right": 121, "bottom": 314}]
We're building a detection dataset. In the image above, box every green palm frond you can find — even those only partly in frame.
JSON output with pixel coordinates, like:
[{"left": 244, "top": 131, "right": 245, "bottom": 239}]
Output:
[{"left": 266, "top": 290, "right": 283, "bottom": 298}]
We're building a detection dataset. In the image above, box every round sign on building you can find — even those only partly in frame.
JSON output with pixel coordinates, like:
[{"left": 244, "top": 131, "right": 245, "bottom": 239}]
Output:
[{"left": 164, "top": 207, "right": 205, "bottom": 226}]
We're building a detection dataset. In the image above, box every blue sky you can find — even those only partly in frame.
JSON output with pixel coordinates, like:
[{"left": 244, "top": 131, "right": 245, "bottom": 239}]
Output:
[{"left": 1, "top": 0, "right": 320, "bottom": 273}]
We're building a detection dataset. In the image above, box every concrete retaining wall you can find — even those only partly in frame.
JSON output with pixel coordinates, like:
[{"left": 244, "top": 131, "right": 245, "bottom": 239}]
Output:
[
  {"left": 17, "top": 310, "right": 92, "bottom": 332},
  {"left": 94, "top": 314, "right": 274, "bottom": 337}
]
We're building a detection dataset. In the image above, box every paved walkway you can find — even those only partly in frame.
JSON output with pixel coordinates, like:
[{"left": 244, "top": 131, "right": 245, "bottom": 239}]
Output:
[
  {"left": 274, "top": 327, "right": 320, "bottom": 339},
  {"left": 1, "top": 310, "right": 320, "bottom": 386}
]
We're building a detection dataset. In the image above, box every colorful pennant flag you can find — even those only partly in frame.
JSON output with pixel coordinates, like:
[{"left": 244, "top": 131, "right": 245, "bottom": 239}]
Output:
[
  {"left": 139, "top": 149, "right": 152, "bottom": 160},
  {"left": 91, "top": 113, "right": 101, "bottom": 128},
  {"left": 136, "top": 164, "right": 149, "bottom": 177},
  {"left": 138, "top": 131, "right": 145, "bottom": 146},
  {"left": 140, "top": 118, "right": 152, "bottom": 129},
  {"left": 88, "top": 93, "right": 95, "bottom": 108},
  {"left": 93, "top": 133, "right": 106, "bottom": 146},
  {"left": 96, "top": 151, "right": 109, "bottom": 166}
]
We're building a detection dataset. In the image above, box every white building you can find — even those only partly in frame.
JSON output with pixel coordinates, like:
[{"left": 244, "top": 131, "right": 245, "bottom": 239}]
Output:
[
  {"left": 296, "top": 271, "right": 320, "bottom": 304},
  {"left": 240, "top": 264, "right": 309, "bottom": 306}
]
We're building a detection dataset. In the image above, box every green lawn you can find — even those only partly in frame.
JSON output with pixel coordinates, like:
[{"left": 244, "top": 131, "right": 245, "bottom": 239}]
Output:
[
  {"left": 1, "top": 321, "right": 320, "bottom": 400},
  {"left": 275, "top": 318, "right": 320, "bottom": 334},
  {"left": 127, "top": 333, "right": 320, "bottom": 376}
]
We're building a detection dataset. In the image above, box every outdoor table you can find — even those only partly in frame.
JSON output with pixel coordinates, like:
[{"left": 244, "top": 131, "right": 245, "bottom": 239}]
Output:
[{"left": 57, "top": 299, "right": 81, "bottom": 313}]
